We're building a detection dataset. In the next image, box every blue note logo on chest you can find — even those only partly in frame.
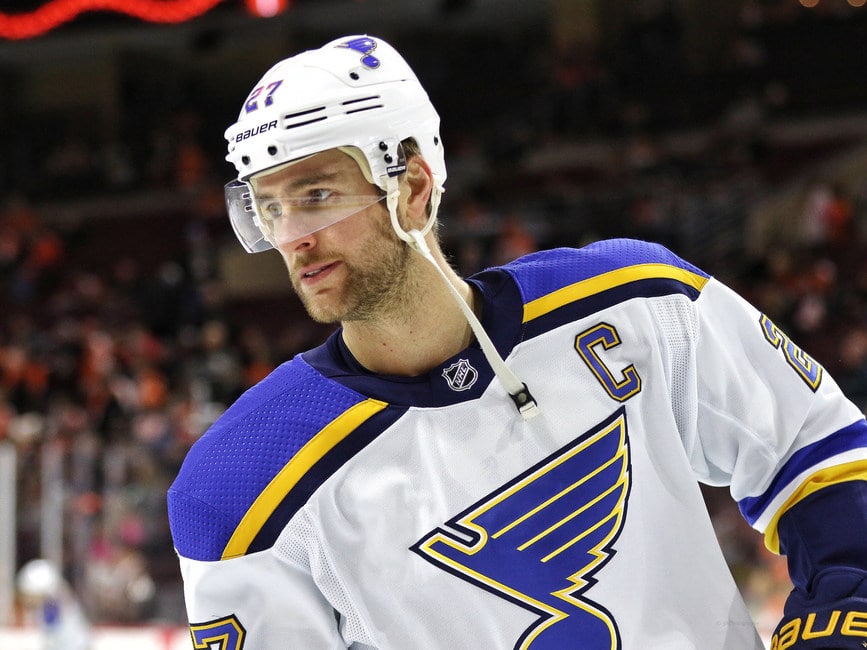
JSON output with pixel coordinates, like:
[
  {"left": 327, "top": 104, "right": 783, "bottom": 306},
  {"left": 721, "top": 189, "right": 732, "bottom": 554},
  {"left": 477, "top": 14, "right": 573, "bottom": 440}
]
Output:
[{"left": 412, "top": 408, "right": 632, "bottom": 650}]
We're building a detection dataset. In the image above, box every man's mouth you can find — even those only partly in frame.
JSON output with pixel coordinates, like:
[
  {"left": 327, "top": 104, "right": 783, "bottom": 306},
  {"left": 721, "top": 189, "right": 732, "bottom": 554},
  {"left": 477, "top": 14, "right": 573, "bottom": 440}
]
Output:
[{"left": 300, "top": 261, "right": 337, "bottom": 280}]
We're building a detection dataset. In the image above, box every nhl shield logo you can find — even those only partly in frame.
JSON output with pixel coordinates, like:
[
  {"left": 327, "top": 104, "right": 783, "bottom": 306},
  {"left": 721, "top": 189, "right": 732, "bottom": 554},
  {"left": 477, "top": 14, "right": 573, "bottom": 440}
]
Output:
[{"left": 442, "top": 359, "right": 478, "bottom": 392}]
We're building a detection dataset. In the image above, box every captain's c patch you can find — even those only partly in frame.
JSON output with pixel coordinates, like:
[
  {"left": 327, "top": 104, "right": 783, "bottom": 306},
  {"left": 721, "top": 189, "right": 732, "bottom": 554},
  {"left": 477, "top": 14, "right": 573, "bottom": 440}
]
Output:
[{"left": 411, "top": 408, "right": 632, "bottom": 649}]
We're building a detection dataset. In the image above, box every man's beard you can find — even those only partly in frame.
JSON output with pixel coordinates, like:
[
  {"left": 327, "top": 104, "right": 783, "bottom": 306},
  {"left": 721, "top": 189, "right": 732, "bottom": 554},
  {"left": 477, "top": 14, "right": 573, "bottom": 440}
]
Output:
[{"left": 292, "top": 214, "right": 416, "bottom": 325}]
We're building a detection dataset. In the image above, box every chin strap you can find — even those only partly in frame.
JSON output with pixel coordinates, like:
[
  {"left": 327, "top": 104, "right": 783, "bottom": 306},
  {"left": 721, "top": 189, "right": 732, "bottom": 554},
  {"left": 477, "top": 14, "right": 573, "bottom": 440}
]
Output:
[{"left": 384, "top": 176, "right": 540, "bottom": 421}]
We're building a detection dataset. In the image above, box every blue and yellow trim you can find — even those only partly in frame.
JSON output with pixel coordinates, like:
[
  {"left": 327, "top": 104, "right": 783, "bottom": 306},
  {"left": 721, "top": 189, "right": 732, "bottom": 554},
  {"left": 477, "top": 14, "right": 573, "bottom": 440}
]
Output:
[
  {"left": 738, "top": 419, "right": 867, "bottom": 553},
  {"left": 222, "top": 398, "right": 387, "bottom": 559},
  {"left": 523, "top": 262, "right": 709, "bottom": 323},
  {"left": 761, "top": 460, "right": 867, "bottom": 553}
]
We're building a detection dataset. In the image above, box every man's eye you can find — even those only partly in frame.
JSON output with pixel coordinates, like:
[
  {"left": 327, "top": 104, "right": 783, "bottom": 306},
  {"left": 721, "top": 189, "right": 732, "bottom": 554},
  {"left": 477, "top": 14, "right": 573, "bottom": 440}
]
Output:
[
  {"left": 262, "top": 201, "right": 283, "bottom": 218},
  {"left": 302, "top": 188, "right": 334, "bottom": 205}
]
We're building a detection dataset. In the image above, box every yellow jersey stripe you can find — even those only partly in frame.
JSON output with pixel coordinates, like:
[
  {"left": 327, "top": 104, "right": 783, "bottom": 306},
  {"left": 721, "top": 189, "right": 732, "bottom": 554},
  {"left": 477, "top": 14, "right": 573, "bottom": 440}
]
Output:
[
  {"left": 763, "top": 460, "right": 867, "bottom": 554},
  {"left": 222, "top": 398, "right": 388, "bottom": 559},
  {"left": 522, "top": 263, "right": 709, "bottom": 323}
]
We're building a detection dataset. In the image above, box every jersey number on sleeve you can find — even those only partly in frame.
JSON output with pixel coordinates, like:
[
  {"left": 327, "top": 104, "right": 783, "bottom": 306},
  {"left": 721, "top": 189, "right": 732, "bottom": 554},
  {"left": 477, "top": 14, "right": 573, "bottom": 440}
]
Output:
[
  {"left": 759, "top": 314, "right": 823, "bottom": 391},
  {"left": 190, "top": 615, "right": 246, "bottom": 650}
]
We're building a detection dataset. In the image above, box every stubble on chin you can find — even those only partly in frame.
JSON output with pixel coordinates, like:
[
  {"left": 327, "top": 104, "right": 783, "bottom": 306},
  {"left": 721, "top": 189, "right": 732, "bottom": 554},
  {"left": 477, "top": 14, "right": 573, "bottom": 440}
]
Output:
[
  {"left": 287, "top": 207, "right": 418, "bottom": 325},
  {"left": 293, "top": 239, "right": 414, "bottom": 326},
  {"left": 290, "top": 273, "right": 343, "bottom": 325}
]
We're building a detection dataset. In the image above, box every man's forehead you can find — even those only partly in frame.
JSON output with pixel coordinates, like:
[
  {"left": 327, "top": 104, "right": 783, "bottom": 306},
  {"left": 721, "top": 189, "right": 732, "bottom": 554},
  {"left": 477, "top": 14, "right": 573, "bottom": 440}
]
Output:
[{"left": 252, "top": 148, "right": 358, "bottom": 189}]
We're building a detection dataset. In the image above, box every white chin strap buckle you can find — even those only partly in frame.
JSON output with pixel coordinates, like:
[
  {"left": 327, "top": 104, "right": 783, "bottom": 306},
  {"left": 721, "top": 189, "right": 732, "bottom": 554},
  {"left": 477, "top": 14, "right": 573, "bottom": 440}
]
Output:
[{"left": 509, "top": 384, "right": 539, "bottom": 419}]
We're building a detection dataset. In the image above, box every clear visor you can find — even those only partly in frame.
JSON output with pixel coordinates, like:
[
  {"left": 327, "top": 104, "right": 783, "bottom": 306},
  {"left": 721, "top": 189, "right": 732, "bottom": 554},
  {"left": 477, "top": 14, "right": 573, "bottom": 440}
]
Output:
[
  {"left": 225, "top": 180, "right": 272, "bottom": 253},
  {"left": 224, "top": 179, "right": 386, "bottom": 253}
]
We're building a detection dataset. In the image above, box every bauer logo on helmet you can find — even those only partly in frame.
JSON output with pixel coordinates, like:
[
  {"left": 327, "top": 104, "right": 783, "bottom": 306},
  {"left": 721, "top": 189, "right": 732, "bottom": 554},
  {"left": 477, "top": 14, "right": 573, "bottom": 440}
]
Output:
[{"left": 234, "top": 120, "right": 278, "bottom": 143}]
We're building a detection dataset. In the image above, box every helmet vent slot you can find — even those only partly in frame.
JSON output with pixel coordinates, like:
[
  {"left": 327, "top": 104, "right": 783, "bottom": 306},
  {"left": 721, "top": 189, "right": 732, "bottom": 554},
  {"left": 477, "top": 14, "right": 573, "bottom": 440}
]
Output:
[
  {"left": 283, "top": 106, "right": 327, "bottom": 129},
  {"left": 284, "top": 106, "right": 325, "bottom": 119},
  {"left": 345, "top": 104, "right": 384, "bottom": 115},
  {"left": 341, "top": 95, "right": 384, "bottom": 115},
  {"left": 283, "top": 116, "right": 328, "bottom": 130},
  {"left": 342, "top": 95, "right": 380, "bottom": 106}
]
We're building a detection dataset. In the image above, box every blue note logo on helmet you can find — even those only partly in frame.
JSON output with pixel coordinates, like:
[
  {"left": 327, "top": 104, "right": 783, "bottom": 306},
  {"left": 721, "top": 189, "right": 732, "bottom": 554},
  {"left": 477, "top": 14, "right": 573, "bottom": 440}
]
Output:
[{"left": 337, "top": 36, "right": 381, "bottom": 68}]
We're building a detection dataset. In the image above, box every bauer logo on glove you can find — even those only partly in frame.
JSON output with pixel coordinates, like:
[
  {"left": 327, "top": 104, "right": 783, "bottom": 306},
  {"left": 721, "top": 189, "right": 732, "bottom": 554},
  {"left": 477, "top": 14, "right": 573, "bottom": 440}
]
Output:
[{"left": 771, "top": 609, "right": 867, "bottom": 649}]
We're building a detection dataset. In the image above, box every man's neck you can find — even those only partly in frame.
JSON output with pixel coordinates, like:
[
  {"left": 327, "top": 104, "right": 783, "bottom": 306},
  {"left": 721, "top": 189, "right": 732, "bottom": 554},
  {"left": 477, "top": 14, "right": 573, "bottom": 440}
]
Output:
[{"left": 341, "top": 258, "right": 476, "bottom": 377}]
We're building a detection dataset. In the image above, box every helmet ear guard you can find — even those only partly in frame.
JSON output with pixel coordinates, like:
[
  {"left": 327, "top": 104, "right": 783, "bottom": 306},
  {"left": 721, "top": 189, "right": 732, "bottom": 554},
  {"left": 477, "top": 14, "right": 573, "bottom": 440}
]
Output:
[
  {"left": 381, "top": 143, "right": 442, "bottom": 245},
  {"left": 339, "top": 140, "right": 405, "bottom": 186}
]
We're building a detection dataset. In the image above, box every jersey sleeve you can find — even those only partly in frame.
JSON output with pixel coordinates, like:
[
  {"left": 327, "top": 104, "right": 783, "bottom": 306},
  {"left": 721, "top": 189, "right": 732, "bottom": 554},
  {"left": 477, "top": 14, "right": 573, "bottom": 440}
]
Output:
[
  {"left": 167, "top": 356, "right": 387, "bottom": 648},
  {"left": 680, "top": 276, "right": 867, "bottom": 551},
  {"left": 178, "top": 536, "right": 348, "bottom": 649}
]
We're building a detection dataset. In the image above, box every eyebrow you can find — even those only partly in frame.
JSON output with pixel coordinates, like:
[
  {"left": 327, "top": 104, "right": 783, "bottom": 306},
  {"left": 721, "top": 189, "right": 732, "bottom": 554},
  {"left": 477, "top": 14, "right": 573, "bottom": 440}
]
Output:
[{"left": 257, "top": 169, "right": 344, "bottom": 198}]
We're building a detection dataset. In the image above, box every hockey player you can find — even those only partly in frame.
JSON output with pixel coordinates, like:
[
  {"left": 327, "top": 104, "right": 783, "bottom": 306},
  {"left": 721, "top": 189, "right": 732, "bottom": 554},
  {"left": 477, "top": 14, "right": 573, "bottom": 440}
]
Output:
[
  {"left": 17, "top": 559, "right": 91, "bottom": 650},
  {"left": 168, "top": 35, "right": 867, "bottom": 648}
]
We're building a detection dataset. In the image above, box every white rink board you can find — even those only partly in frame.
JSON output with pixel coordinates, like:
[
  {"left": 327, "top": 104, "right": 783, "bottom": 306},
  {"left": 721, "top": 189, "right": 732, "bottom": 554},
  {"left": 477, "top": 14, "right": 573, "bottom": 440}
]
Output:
[{"left": 0, "top": 626, "right": 189, "bottom": 649}]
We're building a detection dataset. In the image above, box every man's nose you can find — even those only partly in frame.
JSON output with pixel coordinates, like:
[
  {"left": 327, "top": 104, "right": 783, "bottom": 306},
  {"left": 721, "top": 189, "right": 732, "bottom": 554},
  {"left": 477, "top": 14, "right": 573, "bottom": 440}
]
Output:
[{"left": 276, "top": 228, "right": 317, "bottom": 253}]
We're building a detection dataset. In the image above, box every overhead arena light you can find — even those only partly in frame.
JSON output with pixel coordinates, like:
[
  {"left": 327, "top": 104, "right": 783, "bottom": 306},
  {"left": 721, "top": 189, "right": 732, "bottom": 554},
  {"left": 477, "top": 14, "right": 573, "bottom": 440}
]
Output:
[
  {"left": 244, "top": 0, "right": 290, "bottom": 18},
  {"left": 0, "top": 0, "right": 226, "bottom": 40}
]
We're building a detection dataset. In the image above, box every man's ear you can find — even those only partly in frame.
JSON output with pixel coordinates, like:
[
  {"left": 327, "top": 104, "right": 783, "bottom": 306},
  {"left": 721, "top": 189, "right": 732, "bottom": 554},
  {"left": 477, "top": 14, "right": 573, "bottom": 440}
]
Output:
[{"left": 400, "top": 156, "right": 434, "bottom": 230}]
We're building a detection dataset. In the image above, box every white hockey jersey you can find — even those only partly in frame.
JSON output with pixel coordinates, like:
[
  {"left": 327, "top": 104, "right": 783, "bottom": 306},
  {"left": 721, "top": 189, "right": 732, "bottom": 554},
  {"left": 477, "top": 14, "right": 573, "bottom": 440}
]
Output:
[{"left": 168, "top": 238, "right": 867, "bottom": 649}]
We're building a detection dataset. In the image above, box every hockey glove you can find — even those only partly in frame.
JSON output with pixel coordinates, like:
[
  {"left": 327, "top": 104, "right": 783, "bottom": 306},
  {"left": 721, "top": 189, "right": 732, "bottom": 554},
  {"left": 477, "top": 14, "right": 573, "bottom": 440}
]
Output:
[
  {"left": 769, "top": 569, "right": 867, "bottom": 649},
  {"left": 770, "top": 481, "right": 867, "bottom": 649}
]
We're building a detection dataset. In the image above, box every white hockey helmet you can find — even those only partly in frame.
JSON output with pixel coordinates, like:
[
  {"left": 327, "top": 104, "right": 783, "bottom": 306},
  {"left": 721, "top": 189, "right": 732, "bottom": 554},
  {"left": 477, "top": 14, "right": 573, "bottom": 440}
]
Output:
[
  {"left": 224, "top": 35, "right": 446, "bottom": 253},
  {"left": 17, "top": 559, "right": 62, "bottom": 599}
]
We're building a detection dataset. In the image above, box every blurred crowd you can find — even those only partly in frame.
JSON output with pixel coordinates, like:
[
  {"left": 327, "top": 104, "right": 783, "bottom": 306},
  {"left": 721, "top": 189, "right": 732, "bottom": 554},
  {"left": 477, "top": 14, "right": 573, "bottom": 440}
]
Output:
[{"left": 2, "top": 0, "right": 867, "bottom": 637}]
